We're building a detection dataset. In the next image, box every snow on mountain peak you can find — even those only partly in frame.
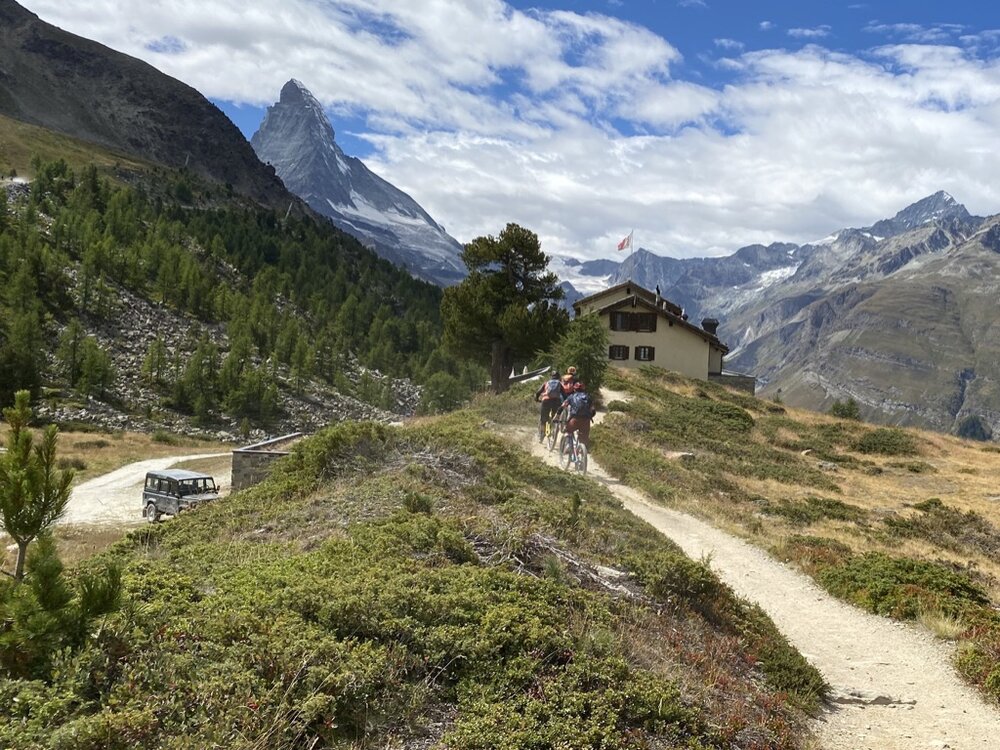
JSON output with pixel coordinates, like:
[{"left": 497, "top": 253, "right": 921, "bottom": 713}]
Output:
[{"left": 252, "top": 81, "right": 466, "bottom": 286}]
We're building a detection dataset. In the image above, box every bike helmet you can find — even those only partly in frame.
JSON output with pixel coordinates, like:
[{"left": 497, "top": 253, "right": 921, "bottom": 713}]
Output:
[{"left": 567, "top": 366, "right": 578, "bottom": 375}]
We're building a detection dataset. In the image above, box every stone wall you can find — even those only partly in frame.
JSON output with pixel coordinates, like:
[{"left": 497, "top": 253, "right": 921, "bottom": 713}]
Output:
[{"left": 231, "top": 433, "right": 304, "bottom": 491}]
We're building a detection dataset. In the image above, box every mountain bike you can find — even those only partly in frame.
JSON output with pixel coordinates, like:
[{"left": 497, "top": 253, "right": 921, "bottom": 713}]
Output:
[
  {"left": 559, "top": 427, "right": 588, "bottom": 474},
  {"left": 547, "top": 412, "right": 565, "bottom": 452}
]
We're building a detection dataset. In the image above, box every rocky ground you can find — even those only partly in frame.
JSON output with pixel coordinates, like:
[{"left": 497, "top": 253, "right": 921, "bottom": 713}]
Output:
[{"left": 36, "top": 275, "right": 421, "bottom": 443}]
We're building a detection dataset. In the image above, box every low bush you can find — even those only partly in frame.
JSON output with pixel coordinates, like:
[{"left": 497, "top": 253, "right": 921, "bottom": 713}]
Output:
[
  {"left": 852, "top": 428, "right": 918, "bottom": 456},
  {"left": 761, "top": 496, "right": 868, "bottom": 526},
  {"left": 881, "top": 499, "right": 1000, "bottom": 556},
  {"left": 150, "top": 429, "right": 180, "bottom": 445},
  {"left": 0, "top": 416, "right": 823, "bottom": 748},
  {"left": 817, "top": 552, "right": 989, "bottom": 620}
]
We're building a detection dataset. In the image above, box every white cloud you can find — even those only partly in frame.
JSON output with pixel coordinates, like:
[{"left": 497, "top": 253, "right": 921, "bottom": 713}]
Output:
[
  {"left": 714, "top": 38, "right": 745, "bottom": 51},
  {"left": 787, "top": 26, "right": 832, "bottom": 39},
  {"left": 759, "top": 21, "right": 775, "bottom": 31},
  {"left": 17, "top": 1, "right": 1000, "bottom": 263},
  {"left": 865, "top": 21, "right": 964, "bottom": 44}
]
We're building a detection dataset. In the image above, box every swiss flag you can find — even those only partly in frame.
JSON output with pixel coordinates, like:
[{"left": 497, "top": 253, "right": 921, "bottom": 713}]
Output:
[{"left": 617, "top": 230, "right": 633, "bottom": 252}]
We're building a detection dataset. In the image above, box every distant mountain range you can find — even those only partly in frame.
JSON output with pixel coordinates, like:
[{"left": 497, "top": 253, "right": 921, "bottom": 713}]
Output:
[
  {"left": 251, "top": 80, "right": 466, "bottom": 286},
  {"left": 556, "top": 191, "right": 1000, "bottom": 439}
]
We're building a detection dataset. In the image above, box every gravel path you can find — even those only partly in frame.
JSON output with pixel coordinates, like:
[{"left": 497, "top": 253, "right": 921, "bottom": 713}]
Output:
[
  {"left": 521, "top": 394, "right": 1000, "bottom": 749},
  {"left": 61, "top": 453, "right": 232, "bottom": 526}
]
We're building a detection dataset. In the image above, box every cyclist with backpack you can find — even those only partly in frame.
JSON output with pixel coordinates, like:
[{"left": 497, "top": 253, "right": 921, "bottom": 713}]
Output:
[
  {"left": 534, "top": 369, "right": 564, "bottom": 442},
  {"left": 561, "top": 381, "right": 597, "bottom": 448},
  {"left": 560, "top": 365, "right": 578, "bottom": 399}
]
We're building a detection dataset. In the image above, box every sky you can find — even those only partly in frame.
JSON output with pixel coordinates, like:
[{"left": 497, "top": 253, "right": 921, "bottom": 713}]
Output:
[{"left": 19, "top": 0, "right": 1000, "bottom": 261}]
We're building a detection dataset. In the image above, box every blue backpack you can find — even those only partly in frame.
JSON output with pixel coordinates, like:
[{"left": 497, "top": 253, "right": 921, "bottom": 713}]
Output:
[
  {"left": 568, "top": 392, "right": 593, "bottom": 418},
  {"left": 543, "top": 378, "right": 562, "bottom": 400}
]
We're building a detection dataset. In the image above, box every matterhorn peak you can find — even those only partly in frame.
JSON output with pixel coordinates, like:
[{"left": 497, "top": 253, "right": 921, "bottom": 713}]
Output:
[{"left": 251, "top": 81, "right": 466, "bottom": 286}]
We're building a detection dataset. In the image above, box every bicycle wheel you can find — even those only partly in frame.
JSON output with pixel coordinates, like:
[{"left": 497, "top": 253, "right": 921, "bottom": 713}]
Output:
[
  {"left": 548, "top": 420, "right": 560, "bottom": 451},
  {"left": 577, "top": 443, "right": 588, "bottom": 474},
  {"left": 560, "top": 436, "right": 573, "bottom": 470}
]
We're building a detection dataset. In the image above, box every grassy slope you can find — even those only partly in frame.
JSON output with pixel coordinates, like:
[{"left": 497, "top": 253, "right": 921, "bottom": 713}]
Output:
[
  {"left": 592, "top": 365, "right": 1000, "bottom": 703},
  {"left": 0, "top": 411, "right": 824, "bottom": 749},
  {"left": 0, "top": 113, "right": 150, "bottom": 178}
]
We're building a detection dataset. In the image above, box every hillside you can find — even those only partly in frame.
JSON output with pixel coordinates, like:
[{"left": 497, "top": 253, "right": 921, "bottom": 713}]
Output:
[
  {"left": 0, "top": 139, "right": 482, "bottom": 435},
  {"left": 0, "top": 0, "right": 294, "bottom": 209},
  {"left": 0, "top": 413, "right": 824, "bottom": 748},
  {"left": 590, "top": 365, "right": 1000, "bottom": 707}
]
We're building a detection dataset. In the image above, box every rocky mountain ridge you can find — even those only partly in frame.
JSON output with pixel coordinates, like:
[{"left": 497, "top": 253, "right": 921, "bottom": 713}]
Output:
[
  {"left": 251, "top": 80, "right": 466, "bottom": 286},
  {"left": 0, "top": 0, "right": 297, "bottom": 210},
  {"left": 557, "top": 192, "right": 998, "bottom": 437}
]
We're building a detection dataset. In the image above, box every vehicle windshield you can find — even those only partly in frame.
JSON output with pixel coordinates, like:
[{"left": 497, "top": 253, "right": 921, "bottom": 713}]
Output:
[{"left": 178, "top": 477, "right": 216, "bottom": 495}]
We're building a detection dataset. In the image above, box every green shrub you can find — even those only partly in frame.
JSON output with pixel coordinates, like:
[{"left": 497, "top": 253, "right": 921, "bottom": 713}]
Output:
[
  {"left": 761, "top": 496, "right": 867, "bottom": 526},
  {"left": 853, "top": 428, "right": 918, "bottom": 456},
  {"left": 150, "top": 429, "right": 179, "bottom": 445},
  {"left": 882, "top": 499, "right": 1000, "bottom": 556},
  {"left": 829, "top": 398, "right": 861, "bottom": 421},
  {"left": 817, "top": 552, "right": 989, "bottom": 620},
  {"left": 549, "top": 313, "right": 609, "bottom": 397}
]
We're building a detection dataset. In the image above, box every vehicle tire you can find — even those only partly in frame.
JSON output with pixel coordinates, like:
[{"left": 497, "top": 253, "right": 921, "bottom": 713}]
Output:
[
  {"left": 145, "top": 502, "right": 160, "bottom": 523},
  {"left": 577, "top": 443, "right": 588, "bottom": 474}
]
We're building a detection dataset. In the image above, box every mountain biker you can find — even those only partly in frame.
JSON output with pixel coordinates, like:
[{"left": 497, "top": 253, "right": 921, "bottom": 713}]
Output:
[
  {"left": 534, "top": 369, "right": 564, "bottom": 442},
  {"left": 560, "top": 366, "right": 578, "bottom": 398},
  {"left": 561, "top": 381, "right": 596, "bottom": 448}
]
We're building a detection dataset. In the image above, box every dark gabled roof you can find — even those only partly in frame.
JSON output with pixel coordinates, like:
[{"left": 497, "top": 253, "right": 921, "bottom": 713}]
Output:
[
  {"left": 573, "top": 280, "right": 682, "bottom": 316},
  {"left": 589, "top": 293, "right": 729, "bottom": 353}
]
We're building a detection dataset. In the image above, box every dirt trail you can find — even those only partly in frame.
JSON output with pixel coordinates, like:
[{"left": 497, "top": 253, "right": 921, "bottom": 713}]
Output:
[
  {"left": 61, "top": 453, "right": 231, "bottom": 526},
  {"left": 521, "top": 395, "right": 1000, "bottom": 749}
]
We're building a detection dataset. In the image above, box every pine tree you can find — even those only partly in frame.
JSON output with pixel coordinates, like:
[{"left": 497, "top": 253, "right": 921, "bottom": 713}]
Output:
[
  {"left": 441, "top": 223, "right": 568, "bottom": 393},
  {"left": 0, "top": 392, "right": 74, "bottom": 581}
]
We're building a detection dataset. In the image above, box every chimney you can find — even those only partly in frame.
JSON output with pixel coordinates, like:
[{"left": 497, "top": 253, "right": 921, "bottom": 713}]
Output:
[{"left": 701, "top": 317, "right": 719, "bottom": 336}]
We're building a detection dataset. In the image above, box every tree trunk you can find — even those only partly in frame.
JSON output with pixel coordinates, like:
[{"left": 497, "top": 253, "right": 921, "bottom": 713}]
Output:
[
  {"left": 490, "top": 340, "right": 514, "bottom": 394},
  {"left": 13, "top": 540, "right": 29, "bottom": 583}
]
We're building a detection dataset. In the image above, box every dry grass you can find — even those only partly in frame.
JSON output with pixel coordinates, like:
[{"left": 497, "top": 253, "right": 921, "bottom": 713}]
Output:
[
  {"left": 0, "top": 112, "right": 149, "bottom": 176},
  {"left": 919, "top": 609, "right": 967, "bottom": 641},
  {"left": 0, "top": 423, "right": 233, "bottom": 484},
  {"left": 2, "top": 524, "right": 128, "bottom": 572},
  {"left": 599, "top": 369, "right": 1000, "bottom": 596}
]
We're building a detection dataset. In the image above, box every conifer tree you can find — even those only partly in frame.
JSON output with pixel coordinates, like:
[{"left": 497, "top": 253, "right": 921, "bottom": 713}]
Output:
[
  {"left": 441, "top": 223, "right": 568, "bottom": 393},
  {"left": 56, "top": 318, "right": 86, "bottom": 387},
  {"left": 78, "top": 337, "right": 115, "bottom": 399},
  {"left": 0, "top": 391, "right": 74, "bottom": 581}
]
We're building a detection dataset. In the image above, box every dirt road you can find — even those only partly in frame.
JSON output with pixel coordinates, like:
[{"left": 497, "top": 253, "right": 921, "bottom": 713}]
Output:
[
  {"left": 525, "top": 404, "right": 1000, "bottom": 749},
  {"left": 61, "top": 453, "right": 232, "bottom": 526}
]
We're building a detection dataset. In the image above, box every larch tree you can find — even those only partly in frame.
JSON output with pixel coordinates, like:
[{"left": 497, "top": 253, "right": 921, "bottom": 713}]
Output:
[{"left": 441, "top": 223, "right": 568, "bottom": 393}]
